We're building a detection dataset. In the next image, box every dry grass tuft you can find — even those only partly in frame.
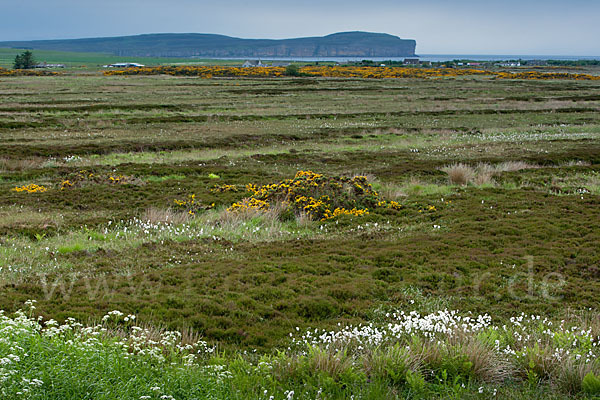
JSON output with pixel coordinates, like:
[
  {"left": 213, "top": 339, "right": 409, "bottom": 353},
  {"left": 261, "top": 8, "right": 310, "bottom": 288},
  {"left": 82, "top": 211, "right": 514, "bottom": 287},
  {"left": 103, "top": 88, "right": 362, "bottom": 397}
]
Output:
[
  {"left": 217, "top": 206, "right": 264, "bottom": 226},
  {"left": 141, "top": 207, "right": 191, "bottom": 225},
  {"left": 218, "top": 202, "right": 284, "bottom": 225},
  {"left": 417, "top": 334, "right": 514, "bottom": 383},
  {"left": 443, "top": 163, "right": 475, "bottom": 185},
  {"left": 453, "top": 335, "right": 514, "bottom": 383},
  {"left": 443, "top": 161, "right": 541, "bottom": 186},
  {"left": 378, "top": 183, "right": 407, "bottom": 199},
  {"left": 473, "top": 163, "right": 495, "bottom": 186},
  {"left": 295, "top": 211, "right": 314, "bottom": 228},
  {"left": 495, "top": 161, "right": 537, "bottom": 172},
  {"left": 562, "top": 160, "right": 591, "bottom": 167},
  {"left": 553, "top": 358, "right": 599, "bottom": 394},
  {"left": 216, "top": 202, "right": 286, "bottom": 238},
  {"left": 0, "top": 157, "right": 46, "bottom": 172}
]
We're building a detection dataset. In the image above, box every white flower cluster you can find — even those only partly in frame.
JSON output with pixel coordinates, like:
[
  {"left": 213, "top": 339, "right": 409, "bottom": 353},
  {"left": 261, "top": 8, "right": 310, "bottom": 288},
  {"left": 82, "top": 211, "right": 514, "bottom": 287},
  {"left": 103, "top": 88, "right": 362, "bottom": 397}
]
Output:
[
  {"left": 1, "top": 305, "right": 215, "bottom": 366},
  {"left": 292, "top": 309, "right": 493, "bottom": 349},
  {"left": 199, "top": 364, "right": 233, "bottom": 383},
  {"left": 0, "top": 304, "right": 222, "bottom": 397},
  {"left": 0, "top": 310, "right": 44, "bottom": 397},
  {"left": 290, "top": 309, "right": 600, "bottom": 367}
]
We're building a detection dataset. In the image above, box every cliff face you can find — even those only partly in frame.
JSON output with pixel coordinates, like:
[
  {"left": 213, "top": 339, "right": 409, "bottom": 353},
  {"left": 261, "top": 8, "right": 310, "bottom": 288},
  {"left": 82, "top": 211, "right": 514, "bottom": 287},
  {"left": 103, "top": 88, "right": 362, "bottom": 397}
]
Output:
[{"left": 0, "top": 32, "right": 417, "bottom": 58}]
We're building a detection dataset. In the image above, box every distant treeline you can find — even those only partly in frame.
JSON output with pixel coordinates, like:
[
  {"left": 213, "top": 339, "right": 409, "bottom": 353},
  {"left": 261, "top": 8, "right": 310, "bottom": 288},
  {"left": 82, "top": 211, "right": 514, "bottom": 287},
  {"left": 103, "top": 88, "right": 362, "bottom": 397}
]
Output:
[
  {"left": 354, "top": 59, "right": 600, "bottom": 67},
  {"left": 545, "top": 60, "right": 600, "bottom": 66}
]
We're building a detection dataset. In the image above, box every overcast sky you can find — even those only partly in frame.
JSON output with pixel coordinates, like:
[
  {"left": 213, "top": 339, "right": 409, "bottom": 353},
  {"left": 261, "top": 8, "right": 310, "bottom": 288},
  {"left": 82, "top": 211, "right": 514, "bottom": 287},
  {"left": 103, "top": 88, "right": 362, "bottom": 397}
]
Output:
[{"left": 2, "top": 0, "right": 599, "bottom": 55}]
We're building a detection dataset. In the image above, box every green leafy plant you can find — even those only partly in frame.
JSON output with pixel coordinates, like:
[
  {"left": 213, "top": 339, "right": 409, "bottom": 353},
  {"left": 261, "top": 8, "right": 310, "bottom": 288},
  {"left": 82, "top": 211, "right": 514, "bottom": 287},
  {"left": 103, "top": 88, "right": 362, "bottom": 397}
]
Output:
[
  {"left": 527, "top": 358, "right": 539, "bottom": 388},
  {"left": 582, "top": 372, "right": 600, "bottom": 395},
  {"left": 406, "top": 370, "right": 425, "bottom": 393},
  {"left": 34, "top": 233, "right": 46, "bottom": 241}
]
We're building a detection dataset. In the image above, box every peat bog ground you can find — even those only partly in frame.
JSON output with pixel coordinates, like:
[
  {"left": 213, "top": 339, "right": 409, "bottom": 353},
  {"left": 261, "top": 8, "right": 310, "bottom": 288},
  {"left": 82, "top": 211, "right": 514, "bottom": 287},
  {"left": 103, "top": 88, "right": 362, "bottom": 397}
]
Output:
[{"left": 0, "top": 71, "right": 599, "bottom": 399}]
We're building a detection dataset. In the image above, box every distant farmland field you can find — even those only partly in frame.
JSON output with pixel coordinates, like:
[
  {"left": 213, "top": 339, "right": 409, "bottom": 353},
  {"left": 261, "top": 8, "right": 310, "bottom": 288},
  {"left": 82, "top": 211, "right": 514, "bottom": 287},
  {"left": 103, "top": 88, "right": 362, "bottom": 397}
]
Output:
[
  {"left": 0, "top": 47, "right": 242, "bottom": 69},
  {"left": 0, "top": 70, "right": 599, "bottom": 399}
]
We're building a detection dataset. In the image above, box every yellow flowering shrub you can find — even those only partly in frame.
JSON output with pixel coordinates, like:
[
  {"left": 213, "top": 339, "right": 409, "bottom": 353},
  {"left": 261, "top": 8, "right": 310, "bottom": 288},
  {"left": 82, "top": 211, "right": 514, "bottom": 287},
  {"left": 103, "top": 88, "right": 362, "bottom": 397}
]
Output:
[
  {"left": 418, "top": 205, "right": 437, "bottom": 213},
  {"left": 377, "top": 200, "right": 403, "bottom": 210},
  {"left": 227, "top": 198, "right": 270, "bottom": 213},
  {"left": 59, "top": 170, "right": 141, "bottom": 188},
  {"left": 228, "top": 171, "right": 397, "bottom": 221},
  {"left": 0, "top": 68, "right": 60, "bottom": 77},
  {"left": 60, "top": 180, "right": 73, "bottom": 190},
  {"left": 173, "top": 194, "right": 215, "bottom": 215},
  {"left": 103, "top": 65, "right": 600, "bottom": 81},
  {"left": 210, "top": 184, "right": 239, "bottom": 193},
  {"left": 11, "top": 184, "right": 47, "bottom": 193}
]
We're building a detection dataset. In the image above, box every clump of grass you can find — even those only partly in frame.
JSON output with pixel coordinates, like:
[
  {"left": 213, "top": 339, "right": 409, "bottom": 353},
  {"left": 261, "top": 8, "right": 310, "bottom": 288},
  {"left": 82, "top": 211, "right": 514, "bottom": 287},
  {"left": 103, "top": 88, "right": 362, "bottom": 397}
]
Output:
[
  {"left": 561, "top": 160, "right": 591, "bottom": 168},
  {"left": 142, "top": 207, "right": 190, "bottom": 225},
  {"left": 145, "top": 174, "right": 186, "bottom": 183},
  {"left": 450, "top": 335, "right": 514, "bottom": 383},
  {"left": 57, "top": 243, "right": 85, "bottom": 254},
  {"left": 375, "top": 183, "right": 407, "bottom": 200},
  {"left": 0, "top": 157, "right": 45, "bottom": 171},
  {"left": 443, "top": 163, "right": 475, "bottom": 185},
  {"left": 216, "top": 202, "right": 283, "bottom": 233},
  {"left": 363, "top": 343, "right": 422, "bottom": 385},
  {"left": 443, "top": 161, "right": 539, "bottom": 186},
  {"left": 473, "top": 163, "right": 495, "bottom": 186},
  {"left": 306, "top": 346, "right": 355, "bottom": 381},
  {"left": 554, "top": 358, "right": 599, "bottom": 394},
  {"left": 495, "top": 161, "right": 537, "bottom": 172},
  {"left": 294, "top": 211, "right": 314, "bottom": 228}
]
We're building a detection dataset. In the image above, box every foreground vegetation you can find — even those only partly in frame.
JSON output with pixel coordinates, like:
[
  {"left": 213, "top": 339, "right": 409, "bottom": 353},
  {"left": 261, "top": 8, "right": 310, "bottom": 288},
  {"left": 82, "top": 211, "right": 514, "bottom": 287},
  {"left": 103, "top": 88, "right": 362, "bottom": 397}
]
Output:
[
  {"left": 1, "top": 302, "right": 599, "bottom": 399},
  {"left": 0, "top": 70, "right": 599, "bottom": 398}
]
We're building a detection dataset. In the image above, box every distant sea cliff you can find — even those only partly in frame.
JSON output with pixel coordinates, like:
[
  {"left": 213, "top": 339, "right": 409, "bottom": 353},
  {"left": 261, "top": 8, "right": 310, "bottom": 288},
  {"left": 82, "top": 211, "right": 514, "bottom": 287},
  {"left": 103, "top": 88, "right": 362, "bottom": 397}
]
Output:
[{"left": 0, "top": 32, "right": 417, "bottom": 58}]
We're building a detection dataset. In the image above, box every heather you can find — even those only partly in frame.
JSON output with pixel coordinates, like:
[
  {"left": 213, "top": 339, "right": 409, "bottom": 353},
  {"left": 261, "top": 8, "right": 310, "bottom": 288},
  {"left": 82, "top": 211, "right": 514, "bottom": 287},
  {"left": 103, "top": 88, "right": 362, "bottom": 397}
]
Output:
[{"left": 0, "top": 69, "right": 599, "bottom": 398}]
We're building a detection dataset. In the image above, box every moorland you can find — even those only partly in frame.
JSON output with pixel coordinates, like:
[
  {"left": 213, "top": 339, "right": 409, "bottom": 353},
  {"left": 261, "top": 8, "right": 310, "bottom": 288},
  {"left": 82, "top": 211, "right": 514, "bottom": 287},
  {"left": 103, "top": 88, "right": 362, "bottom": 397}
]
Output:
[{"left": 0, "top": 66, "right": 599, "bottom": 399}]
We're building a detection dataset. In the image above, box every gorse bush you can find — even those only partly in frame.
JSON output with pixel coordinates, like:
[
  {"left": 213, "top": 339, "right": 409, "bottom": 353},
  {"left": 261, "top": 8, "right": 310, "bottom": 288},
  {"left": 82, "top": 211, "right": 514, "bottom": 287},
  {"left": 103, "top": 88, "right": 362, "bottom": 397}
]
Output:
[
  {"left": 228, "top": 171, "right": 386, "bottom": 221},
  {"left": 102, "top": 65, "right": 600, "bottom": 81},
  {"left": 11, "top": 184, "right": 47, "bottom": 193},
  {"left": 0, "top": 67, "right": 58, "bottom": 76}
]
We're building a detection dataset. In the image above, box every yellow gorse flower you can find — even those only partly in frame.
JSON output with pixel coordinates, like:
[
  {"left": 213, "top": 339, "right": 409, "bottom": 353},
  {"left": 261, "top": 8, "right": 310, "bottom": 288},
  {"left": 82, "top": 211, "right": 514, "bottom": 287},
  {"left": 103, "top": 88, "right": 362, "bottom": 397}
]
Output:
[
  {"left": 60, "top": 180, "right": 73, "bottom": 190},
  {"left": 226, "top": 171, "right": 383, "bottom": 221},
  {"left": 211, "top": 184, "right": 239, "bottom": 193},
  {"left": 102, "top": 65, "right": 600, "bottom": 81},
  {"left": 12, "top": 184, "right": 47, "bottom": 193}
]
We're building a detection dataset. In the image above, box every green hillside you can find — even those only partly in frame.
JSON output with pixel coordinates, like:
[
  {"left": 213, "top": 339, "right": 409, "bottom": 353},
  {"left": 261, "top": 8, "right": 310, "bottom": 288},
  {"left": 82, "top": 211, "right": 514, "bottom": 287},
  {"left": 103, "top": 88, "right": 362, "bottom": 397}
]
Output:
[
  {"left": 0, "top": 48, "right": 242, "bottom": 69},
  {"left": 0, "top": 31, "right": 417, "bottom": 58}
]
